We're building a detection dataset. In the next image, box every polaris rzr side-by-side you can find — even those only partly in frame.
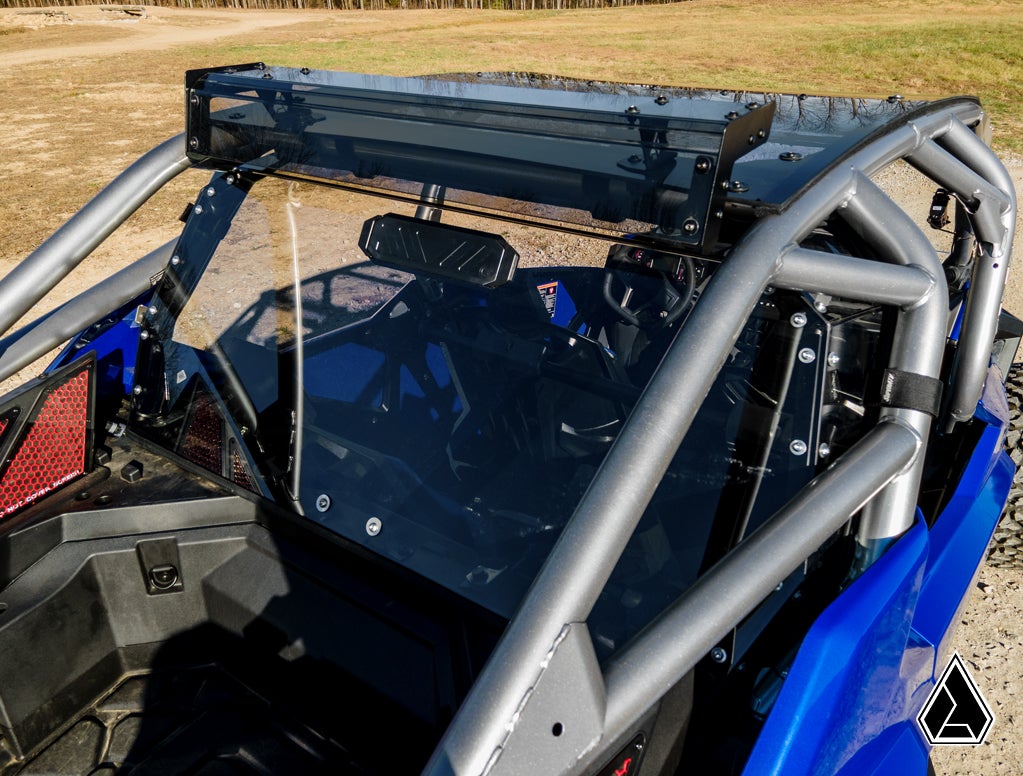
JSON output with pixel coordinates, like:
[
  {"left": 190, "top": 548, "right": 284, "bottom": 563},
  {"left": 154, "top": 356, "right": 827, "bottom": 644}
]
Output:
[{"left": 0, "top": 65, "right": 1016, "bottom": 775}]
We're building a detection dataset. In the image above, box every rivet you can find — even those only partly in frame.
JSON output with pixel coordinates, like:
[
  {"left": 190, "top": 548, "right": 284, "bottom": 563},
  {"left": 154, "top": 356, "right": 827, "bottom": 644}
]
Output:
[
  {"left": 790, "top": 439, "right": 808, "bottom": 456},
  {"left": 626, "top": 105, "right": 640, "bottom": 115},
  {"left": 366, "top": 516, "right": 382, "bottom": 536},
  {"left": 655, "top": 95, "right": 668, "bottom": 105},
  {"left": 695, "top": 157, "right": 712, "bottom": 173}
]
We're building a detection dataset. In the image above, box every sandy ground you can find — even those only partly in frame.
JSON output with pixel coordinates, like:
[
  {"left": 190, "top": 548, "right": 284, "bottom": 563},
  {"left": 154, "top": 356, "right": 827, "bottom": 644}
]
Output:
[{"left": 0, "top": 7, "right": 1020, "bottom": 774}]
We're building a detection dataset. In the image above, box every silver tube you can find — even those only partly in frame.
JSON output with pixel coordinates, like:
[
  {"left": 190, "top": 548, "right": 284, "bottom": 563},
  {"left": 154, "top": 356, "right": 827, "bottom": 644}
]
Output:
[
  {"left": 938, "top": 119, "right": 1017, "bottom": 429},
  {"left": 0, "top": 241, "right": 174, "bottom": 385},
  {"left": 839, "top": 176, "right": 948, "bottom": 550},
  {"left": 0, "top": 134, "right": 191, "bottom": 338},
  {"left": 907, "top": 138, "right": 1010, "bottom": 252},
  {"left": 600, "top": 420, "right": 920, "bottom": 740},
  {"left": 776, "top": 248, "right": 936, "bottom": 308},
  {"left": 423, "top": 164, "right": 862, "bottom": 776}
]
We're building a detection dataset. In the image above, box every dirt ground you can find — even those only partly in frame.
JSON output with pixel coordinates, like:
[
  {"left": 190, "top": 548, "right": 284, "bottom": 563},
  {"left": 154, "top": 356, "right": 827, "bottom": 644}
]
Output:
[{"left": 0, "top": 7, "right": 1021, "bottom": 774}]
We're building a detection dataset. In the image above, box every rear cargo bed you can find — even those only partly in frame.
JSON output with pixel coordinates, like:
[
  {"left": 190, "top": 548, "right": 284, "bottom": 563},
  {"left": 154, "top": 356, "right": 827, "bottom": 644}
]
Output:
[{"left": 0, "top": 442, "right": 500, "bottom": 775}]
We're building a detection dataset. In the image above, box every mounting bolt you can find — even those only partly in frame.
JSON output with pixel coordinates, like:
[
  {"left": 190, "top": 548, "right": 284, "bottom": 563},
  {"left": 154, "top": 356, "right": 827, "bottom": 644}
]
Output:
[
  {"left": 695, "top": 157, "right": 712, "bottom": 174},
  {"left": 819, "top": 443, "right": 832, "bottom": 458},
  {"left": 205, "top": 187, "right": 216, "bottom": 198},
  {"left": 132, "top": 384, "right": 143, "bottom": 396},
  {"left": 798, "top": 347, "right": 816, "bottom": 364},
  {"left": 139, "top": 330, "right": 150, "bottom": 341},
  {"left": 746, "top": 101, "right": 759, "bottom": 109},
  {"left": 366, "top": 516, "right": 383, "bottom": 536},
  {"left": 814, "top": 300, "right": 828, "bottom": 313},
  {"left": 193, "top": 204, "right": 204, "bottom": 215},
  {"left": 682, "top": 218, "right": 700, "bottom": 234},
  {"left": 315, "top": 494, "right": 331, "bottom": 513},
  {"left": 827, "top": 352, "right": 840, "bottom": 367},
  {"left": 626, "top": 105, "right": 640, "bottom": 115},
  {"left": 188, "top": 136, "right": 199, "bottom": 150},
  {"left": 790, "top": 439, "right": 808, "bottom": 456},
  {"left": 730, "top": 180, "right": 750, "bottom": 193},
  {"left": 189, "top": 93, "right": 200, "bottom": 106},
  {"left": 725, "top": 111, "right": 740, "bottom": 120},
  {"left": 300, "top": 67, "right": 311, "bottom": 75},
  {"left": 262, "top": 72, "right": 274, "bottom": 80},
  {"left": 170, "top": 255, "right": 181, "bottom": 266},
  {"left": 790, "top": 312, "right": 807, "bottom": 328},
  {"left": 779, "top": 151, "right": 804, "bottom": 162},
  {"left": 655, "top": 94, "right": 668, "bottom": 105},
  {"left": 710, "top": 647, "right": 728, "bottom": 664}
]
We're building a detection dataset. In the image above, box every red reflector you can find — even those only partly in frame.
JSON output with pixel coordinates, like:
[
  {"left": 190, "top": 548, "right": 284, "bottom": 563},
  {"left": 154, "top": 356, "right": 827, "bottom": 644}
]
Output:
[{"left": 0, "top": 367, "right": 90, "bottom": 518}]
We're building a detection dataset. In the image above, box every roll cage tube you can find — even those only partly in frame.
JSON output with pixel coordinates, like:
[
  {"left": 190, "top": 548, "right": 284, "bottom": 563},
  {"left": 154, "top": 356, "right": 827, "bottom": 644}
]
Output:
[{"left": 423, "top": 98, "right": 1014, "bottom": 776}]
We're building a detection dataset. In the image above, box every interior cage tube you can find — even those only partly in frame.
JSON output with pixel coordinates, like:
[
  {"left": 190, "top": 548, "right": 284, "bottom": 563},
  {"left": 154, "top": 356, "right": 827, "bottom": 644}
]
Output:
[
  {"left": 0, "top": 241, "right": 175, "bottom": 386},
  {"left": 0, "top": 134, "right": 191, "bottom": 339},
  {"left": 774, "top": 249, "right": 936, "bottom": 308},
  {"left": 600, "top": 419, "right": 920, "bottom": 744},
  {"left": 833, "top": 177, "right": 946, "bottom": 564}
]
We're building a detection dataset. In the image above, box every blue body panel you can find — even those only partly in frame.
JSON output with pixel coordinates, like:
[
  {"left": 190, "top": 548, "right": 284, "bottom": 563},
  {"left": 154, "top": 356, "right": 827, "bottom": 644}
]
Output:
[{"left": 743, "top": 367, "right": 1013, "bottom": 775}]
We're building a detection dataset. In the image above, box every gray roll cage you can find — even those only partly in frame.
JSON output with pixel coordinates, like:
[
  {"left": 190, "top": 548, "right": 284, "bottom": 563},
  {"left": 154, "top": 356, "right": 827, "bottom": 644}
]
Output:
[{"left": 0, "top": 71, "right": 1014, "bottom": 776}]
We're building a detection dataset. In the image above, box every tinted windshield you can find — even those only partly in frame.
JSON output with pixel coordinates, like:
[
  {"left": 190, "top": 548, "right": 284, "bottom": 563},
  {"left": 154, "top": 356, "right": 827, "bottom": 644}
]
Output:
[{"left": 142, "top": 174, "right": 823, "bottom": 655}]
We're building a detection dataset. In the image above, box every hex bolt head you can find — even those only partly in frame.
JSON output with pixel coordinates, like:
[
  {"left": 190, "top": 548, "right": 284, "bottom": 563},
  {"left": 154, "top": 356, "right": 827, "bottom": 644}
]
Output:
[
  {"left": 790, "top": 439, "right": 808, "bottom": 456},
  {"left": 710, "top": 646, "right": 728, "bottom": 664},
  {"left": 827, "top": 352, "right": 840, "bottom": 367},
  {"left": 366, "top": 516, "right": 383, "bottom": 536},
  {"left": 790, "top": 312, "right": 807, "bottom": 328},
  {"left": 315, "top": 494, "right": 331, "bottom": 513},
  {"left": 798, "top": 347, "right": 816, "bottom": 364}
]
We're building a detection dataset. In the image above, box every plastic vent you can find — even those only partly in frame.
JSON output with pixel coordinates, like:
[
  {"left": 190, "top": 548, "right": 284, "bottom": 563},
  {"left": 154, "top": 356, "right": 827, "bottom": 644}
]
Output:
[
  {"left": 179, "top": 389, "right": 224, "bottom": 475},
  {"left": 0, "top": 364, "right": 91, "bottom": 518}
]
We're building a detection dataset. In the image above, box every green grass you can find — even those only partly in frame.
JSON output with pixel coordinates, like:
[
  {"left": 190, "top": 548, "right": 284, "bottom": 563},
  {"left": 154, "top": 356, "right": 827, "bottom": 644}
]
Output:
[{"left": 147, "top": 1, "right": 1023, "bottom": 152}]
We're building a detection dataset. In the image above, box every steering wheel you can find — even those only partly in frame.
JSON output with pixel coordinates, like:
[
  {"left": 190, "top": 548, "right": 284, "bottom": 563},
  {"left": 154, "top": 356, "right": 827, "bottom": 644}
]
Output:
[{"left": 602, "top": 253, "right": 695, "bottom": 329}]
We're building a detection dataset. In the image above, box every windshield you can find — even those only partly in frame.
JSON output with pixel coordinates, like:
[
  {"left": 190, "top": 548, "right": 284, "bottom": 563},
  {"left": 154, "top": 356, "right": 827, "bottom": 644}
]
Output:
[{"left": 141, "top": 174, "right": 824, "bottom": 656}]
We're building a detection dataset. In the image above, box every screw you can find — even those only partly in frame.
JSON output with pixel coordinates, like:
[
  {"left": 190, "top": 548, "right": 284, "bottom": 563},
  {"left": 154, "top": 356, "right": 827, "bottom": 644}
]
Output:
[
  {"left": 132, "top": 384, "right": 143, "bottom": 396},
  {"left": 139, "top": 330, "right": 150, "bottom": 341},
  {"left": 628, "top": 154, "right": 643, "bottom": 163},
  {"left": 887, "top": 94, "right": 903, "bottom": 103},
  {"left": 366, "top": 516, "right": 382, "bottom": 536},
  {"left": 798, "top": 348, "right": 816, "bottom": 364},
  {"left": 262, "top": 72, "right": 274, "bottom": 80},
  {"left": 682, "top": 218, "right": 700, "bottom": 234},
  {"left": 300, "top": 67, "right": 311, "bottom": 75},
  {"left": 746, "top": 101, "right": 759, "bottom": 109},
  {"left": 779, "top": 151, "right": 804, "bottom": 162},
  {"left": 790, "top": 439, "right": 808, "bottom": 456},
  {"left": 626, "top": 105, "right": 640, "bottom": 115},
  {"left": 790, "top": 312, "right": 807, "bottom": 328},
  {"left": 814, "top": 300, "right": 828, "bottom": 313},
  {"left": 819, "top": 443, "right": 831, "bottom": 458},
  {"left": 189, "top": 93, "right": 200, "bottom": 106},
  {"left": 695, "top": 157, "right": 712, "bottom": 173},
  {"left": 206, "top": 187, "right": 216, "bottom": 198},
  {"left": 757, "top": 128, "right": 767, "bottom": 139},
  {"left": 725, "top": 111, "right": 740, "bottom": 120},
  {"left": 188, "top": 137, "right": 199, "bottom": 150},
  {"left": 148, "top": 306, "right": 158, "bottom": 316},
  {"left": 170, "top": 255, "right": 181, "bottom": 267},
  {"left": 225, "top": 174, "right": 237, "bottom": 185},
  {"left": 315, "top": 494, "right": 331, "bottom": 513},
  {"left": 827, "top": 352, "right": 840, "bottom": 367},
  {"left": 710, "top": 647, "right": 728, "bottom": 664},
  {"left": 655, "top": 94, "right": 668, "bottom": 105},
  {"left": 730, "top": 180, "right": 750, "bottom": 193},
  {"left": 193, "top": 204, "right": 204, "bottom": 215}
]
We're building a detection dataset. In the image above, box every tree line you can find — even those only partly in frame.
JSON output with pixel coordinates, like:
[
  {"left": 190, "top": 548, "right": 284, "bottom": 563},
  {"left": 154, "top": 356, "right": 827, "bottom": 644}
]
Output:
[{"left": 2, "top": 0, "right": 677, "bottom": 9}]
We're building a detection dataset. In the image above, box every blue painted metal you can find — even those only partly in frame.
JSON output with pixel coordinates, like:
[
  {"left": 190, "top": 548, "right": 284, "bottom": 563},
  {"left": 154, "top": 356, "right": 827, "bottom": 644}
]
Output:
[{"left": 743, "top": 366, "right": 1014, "bottom": 775}]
